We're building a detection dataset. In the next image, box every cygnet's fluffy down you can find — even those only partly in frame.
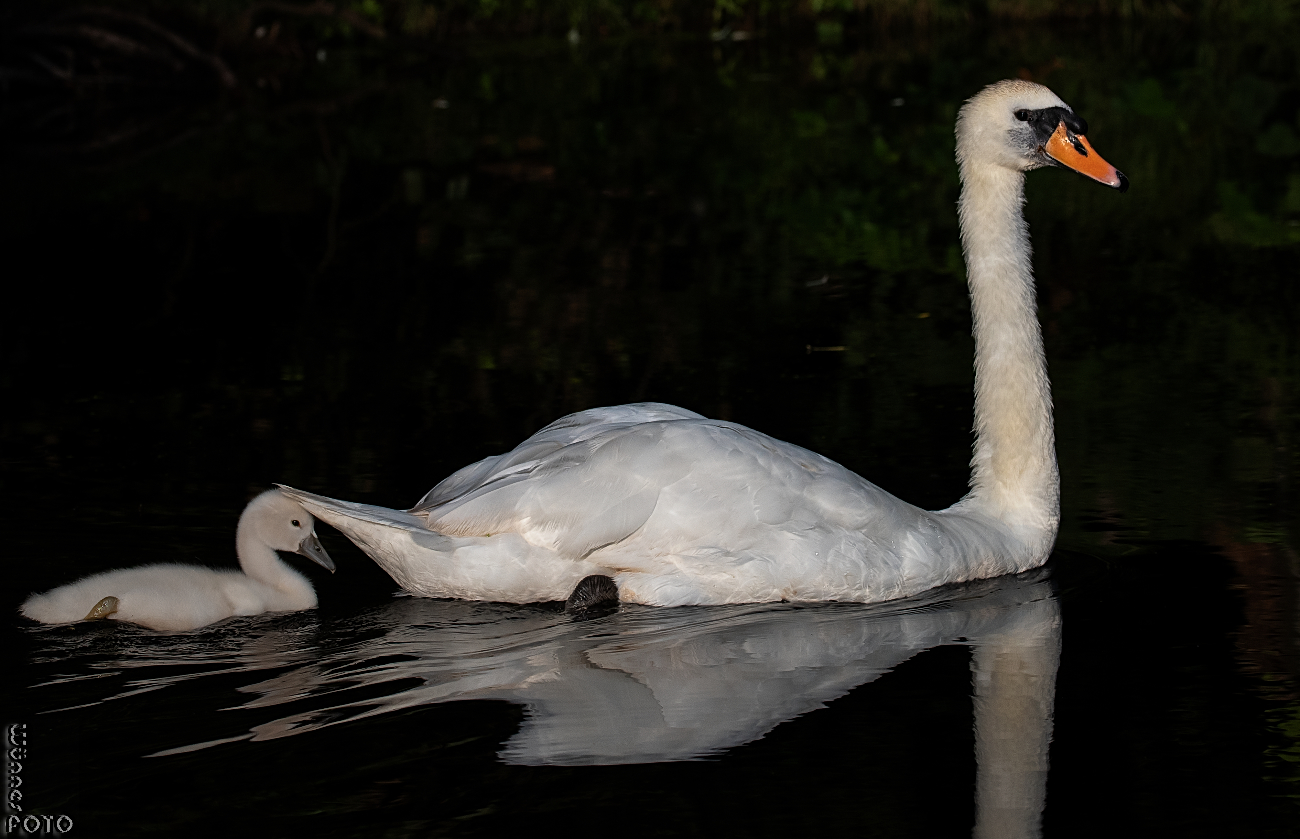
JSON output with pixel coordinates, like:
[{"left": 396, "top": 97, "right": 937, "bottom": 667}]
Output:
[{"left": 20, "top": 490, "right": 335, "bottom": 631}]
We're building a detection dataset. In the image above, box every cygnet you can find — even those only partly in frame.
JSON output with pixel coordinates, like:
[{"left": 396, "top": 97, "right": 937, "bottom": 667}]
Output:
[{"left": 20, "top": 489, "right": 335, "bottom": 631}]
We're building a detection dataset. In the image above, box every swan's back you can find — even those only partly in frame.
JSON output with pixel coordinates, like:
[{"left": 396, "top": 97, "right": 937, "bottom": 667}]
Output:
[{"left": 412, "top": 403, "right": 708, "bottom": 512}]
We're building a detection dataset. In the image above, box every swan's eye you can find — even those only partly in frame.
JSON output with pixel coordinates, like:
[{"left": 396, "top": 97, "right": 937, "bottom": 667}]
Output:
[
  {"left": 1014, "top": 109, "right": 1030, "bottom": 122},
  {"left": 291, "top": 520, "right": 301, "bottom": 528}
]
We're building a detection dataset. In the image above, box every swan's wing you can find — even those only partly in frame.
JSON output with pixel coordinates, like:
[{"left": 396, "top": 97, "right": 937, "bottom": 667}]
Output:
[
  {"left": 410, "top": 406, "right": 890, "bottom": 561},
  {"left": 410, "top": 403, "right": 706, "bottom": 513},
  {"left": 412, "top": 423, "right": 701, "bottom": 557}
]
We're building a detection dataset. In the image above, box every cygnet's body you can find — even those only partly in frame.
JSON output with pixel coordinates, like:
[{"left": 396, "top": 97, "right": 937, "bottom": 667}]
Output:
[{"left": 20, "top": 490, "right": 335, "bottom": 631}]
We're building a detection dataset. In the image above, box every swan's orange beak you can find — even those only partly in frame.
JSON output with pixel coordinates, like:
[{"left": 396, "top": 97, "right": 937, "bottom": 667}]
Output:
[{"left": 1045, "top": 123, "right": 1129, "bottom": 192}]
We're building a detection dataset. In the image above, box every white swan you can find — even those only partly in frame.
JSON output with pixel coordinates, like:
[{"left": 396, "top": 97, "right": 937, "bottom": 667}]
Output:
[
  {"left": 21, "top": 490, "right": 335, "bottom": 631},
  {"left": 280, "top": 79, "right": 1126, "bottom": 607}
]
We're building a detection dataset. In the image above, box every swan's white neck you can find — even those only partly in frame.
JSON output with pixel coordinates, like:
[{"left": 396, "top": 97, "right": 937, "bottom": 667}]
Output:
[
  {"left": 236, "top": 520, "right": 314, "bottom": 601},
  {"left": 955, "top": 164, "right": 1059, "bottom": 547}
]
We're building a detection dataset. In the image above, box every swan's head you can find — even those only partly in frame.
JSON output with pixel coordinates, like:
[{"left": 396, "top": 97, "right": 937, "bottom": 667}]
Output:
[
  {"left": 957, "top": 79, "right": 1127, "bottom": 192},
  {"left": 241, "top": 489, "right": 336, "bottom": 572}
]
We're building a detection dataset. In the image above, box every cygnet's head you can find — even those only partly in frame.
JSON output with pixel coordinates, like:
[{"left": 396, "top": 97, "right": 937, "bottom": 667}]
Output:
[
  {"left": 239, "top": 489, "right": 336, "bottom": 571},
  {"left": 956, "top": 79, "right": 1127, "bottom": 191}
]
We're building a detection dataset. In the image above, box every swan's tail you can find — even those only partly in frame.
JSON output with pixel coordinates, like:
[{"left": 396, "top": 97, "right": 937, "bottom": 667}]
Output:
[
  {"left": 276, "top": 486, "right": 431, "bottom": 535},
  {"left": 275, "top": 486, "right": 597, "bottom": 603},
  {"left": 275, "top": 486, "right": 460, "bottom": 591}
]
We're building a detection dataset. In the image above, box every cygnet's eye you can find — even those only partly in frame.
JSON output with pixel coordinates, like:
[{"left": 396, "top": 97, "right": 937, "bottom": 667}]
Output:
[
  {"left": 291, "top": 520, "right": 301, "bottom": 528},
  {"left": 1014, "top": 109, "right": 1030, "bottom": 122}
]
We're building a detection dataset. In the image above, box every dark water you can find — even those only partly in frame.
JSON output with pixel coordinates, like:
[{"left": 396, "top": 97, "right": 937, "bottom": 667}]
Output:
[{"left": 2, "top": 17, "right": 1298, "bottom": 837}]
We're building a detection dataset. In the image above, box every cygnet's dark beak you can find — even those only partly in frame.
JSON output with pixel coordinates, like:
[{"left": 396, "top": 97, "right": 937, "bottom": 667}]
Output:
[{"left": 296, "top": 531, "right": 336, "bottom": 572}]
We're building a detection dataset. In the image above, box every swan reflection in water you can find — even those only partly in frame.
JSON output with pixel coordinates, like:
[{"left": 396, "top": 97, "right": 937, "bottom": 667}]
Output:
[{"left": 28, "top": 571, "right": 1059, "bottom": 835}]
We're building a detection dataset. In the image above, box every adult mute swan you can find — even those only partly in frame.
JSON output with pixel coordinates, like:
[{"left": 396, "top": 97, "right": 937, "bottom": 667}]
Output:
[
  {"left": 280, "top": 79, "right": 1127, "bottom": 607},
  {"left": 21, "top": 490, "right": 335, "bottom": 630}
]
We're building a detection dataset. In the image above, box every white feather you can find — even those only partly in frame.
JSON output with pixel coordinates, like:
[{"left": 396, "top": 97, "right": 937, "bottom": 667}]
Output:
[
  {"left": 21, "top": 490, "right": 334, "bottom": 631},
  {"left": 280, "top": 80, "right": 1123, "bottom": 607}
]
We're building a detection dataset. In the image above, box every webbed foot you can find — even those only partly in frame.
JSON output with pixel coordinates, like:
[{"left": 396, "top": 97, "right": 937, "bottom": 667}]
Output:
[
  {"left": 565, "top": 575, "right": 619, "bottom": 616},
  {"left": 84, "top": 596, "right": 119, "bottom": 621}
]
